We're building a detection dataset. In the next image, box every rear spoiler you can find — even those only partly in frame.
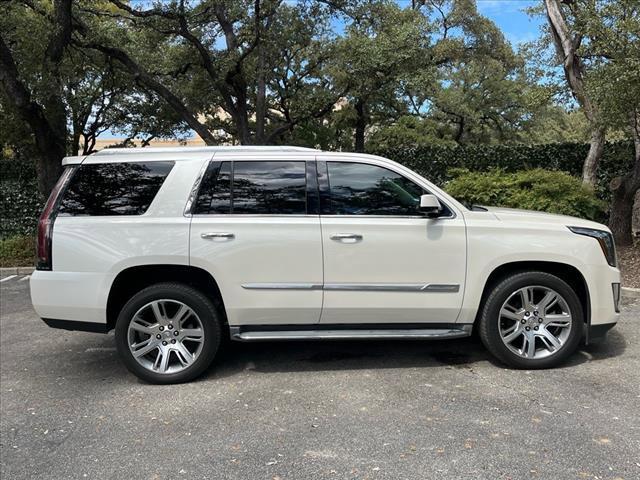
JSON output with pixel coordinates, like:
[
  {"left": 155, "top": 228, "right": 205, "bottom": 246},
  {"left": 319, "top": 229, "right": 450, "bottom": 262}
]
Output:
[{"left": 61, "top": 155, "right": 86, "bottom": 166}]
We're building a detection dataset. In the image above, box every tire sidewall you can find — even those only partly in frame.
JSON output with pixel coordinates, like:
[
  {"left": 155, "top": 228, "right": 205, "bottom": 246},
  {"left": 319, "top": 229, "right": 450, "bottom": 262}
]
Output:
[
  {"left": 480, "top": 272, "right": 583, "bottom": 369},
  {"left": 115, "top": 283, "right": 220, "bottom": 384}
]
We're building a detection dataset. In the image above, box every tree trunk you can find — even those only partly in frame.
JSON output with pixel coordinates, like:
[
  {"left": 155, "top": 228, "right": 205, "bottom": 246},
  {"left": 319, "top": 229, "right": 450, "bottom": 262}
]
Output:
[
  {"left": 609, "top": 111, "right": 640, "bottom": 245},
  {"left": 609, "top": 177, "right": 636, "bottom": 246},
  {"left": 582, "top": 126, "right": 605, "bottom": 188},
  {"left": 544, "top": 0, "right": 604, "bottom": 188},
  {"left": 354, "top": 99, "right": 366, "bottom": 153}
]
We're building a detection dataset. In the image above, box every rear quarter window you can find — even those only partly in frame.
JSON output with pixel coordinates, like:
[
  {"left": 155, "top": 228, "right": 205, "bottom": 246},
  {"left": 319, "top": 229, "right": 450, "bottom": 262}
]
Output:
[{"left": 58, "top": 161, "right": 174, "bottom": 216}]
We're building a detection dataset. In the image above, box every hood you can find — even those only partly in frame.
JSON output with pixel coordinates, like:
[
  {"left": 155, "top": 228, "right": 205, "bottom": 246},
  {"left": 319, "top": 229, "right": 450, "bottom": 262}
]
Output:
[{"left": 482, "top": 206, "right": 609, "bottom": 231}]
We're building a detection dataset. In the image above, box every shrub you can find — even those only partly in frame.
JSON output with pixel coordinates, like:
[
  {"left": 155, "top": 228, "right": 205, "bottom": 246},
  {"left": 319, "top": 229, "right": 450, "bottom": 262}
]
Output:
[
  {"left": 0, "top": 180, "right": 43, "bottom": 239},
  {"left": 0, "top": 235, "right": 35, "bottom": 268},
  {"left": 370, "top": 141, "right": 635, "bottom": 204},
  {"left": 445, "top": 168, "right": 606, "bottom": 221}
]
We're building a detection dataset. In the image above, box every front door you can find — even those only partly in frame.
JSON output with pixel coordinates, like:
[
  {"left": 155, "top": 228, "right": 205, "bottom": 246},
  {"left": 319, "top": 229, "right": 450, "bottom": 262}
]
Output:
[
  {"left": 317, "top": 158, "right": 466, "bottom": 324},
  {"left": 189, "top": 157, "right": 323, "bottom": 326}
]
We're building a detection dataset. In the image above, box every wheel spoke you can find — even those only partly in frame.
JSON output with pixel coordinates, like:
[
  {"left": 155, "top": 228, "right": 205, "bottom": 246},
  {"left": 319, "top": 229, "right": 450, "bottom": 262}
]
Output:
[
  {"left": 502, "top": 325, "right": 523, "bottom": 344},
  {"left": 174, "top": 343, "right": 194, "bottom": 367},
  {"left": 520, "top": 287, "right": 534, "bottom": 310},
  {"left": 544, "top": 314, "right": 571, "bottom": 328},
  {"left": 154, "top": 348, "right": 170, "bottom": 373},
  {"left": 538, "top": 291, "right": 558, "bottom": 312},
  {"left": 538, "top": 328, "right": 562, "bottom": 351},
  {"left": 521, "top": 333, "right": 536, "bottom": 358},
  {"left": 150, "top": 301, "right": 167, "bottom": 323},
  {"left": 500, "top": 307, "right": 521, "bottom": 322},
  {"left": 132, "top": 338, "right": 158, "bottom": 358},
  {"left": 181, "top": 328, "right": 204, "bottom": 342},
  {"left": 130, "top": 318, "right": 154, "bottom": 335},
  {"left": 172, "top": 304, "right": 192, "bottom": 327}
]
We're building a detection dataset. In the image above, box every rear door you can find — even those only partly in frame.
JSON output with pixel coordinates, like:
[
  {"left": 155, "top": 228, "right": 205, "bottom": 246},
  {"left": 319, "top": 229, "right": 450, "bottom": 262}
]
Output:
[
  {"left": 318, "top": 157, "right": 466, "bottom": 325},
  {"left": 189, "top": 155, "right": 323, "bottom": 326}
]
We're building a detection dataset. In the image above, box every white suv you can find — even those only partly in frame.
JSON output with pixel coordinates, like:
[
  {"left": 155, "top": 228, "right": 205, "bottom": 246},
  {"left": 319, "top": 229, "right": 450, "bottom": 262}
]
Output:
[{"left": 30, "top": 146, "right": 621, "bottom": 383}]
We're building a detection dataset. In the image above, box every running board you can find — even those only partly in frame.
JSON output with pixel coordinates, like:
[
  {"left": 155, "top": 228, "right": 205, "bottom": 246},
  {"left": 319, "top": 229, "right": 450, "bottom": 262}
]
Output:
[{"left": 230, "top": 324, "right": 472, "bottom": 342}]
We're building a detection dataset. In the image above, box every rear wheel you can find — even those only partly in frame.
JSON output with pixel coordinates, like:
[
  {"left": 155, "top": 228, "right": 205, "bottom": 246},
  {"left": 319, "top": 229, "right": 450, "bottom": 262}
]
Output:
[
  {"left": 479, "top": 272, "right": 583, "bottom": 369},
  {"left": 115, "top": 283, "right": 221, "bottom": 384}
]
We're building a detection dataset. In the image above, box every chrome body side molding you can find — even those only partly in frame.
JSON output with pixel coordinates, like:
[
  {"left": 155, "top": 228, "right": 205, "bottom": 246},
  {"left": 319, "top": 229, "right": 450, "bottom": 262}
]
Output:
[
  {"left": 241, "top": 283, "right": 323, "bottom": 290},
  {"left": 241, "top": 283, "right": 460, "bottom": 293}
]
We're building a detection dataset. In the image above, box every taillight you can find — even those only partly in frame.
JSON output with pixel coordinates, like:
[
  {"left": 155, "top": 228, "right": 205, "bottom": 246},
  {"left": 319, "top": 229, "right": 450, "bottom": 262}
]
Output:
[{"left": 36, "top": 167, "right": 75, "bottom": 270}]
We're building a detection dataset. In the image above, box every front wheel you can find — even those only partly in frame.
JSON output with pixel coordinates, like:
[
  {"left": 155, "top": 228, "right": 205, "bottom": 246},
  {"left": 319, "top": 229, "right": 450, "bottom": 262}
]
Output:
[
  {"left": 115, "top": 283, "right": 221, "bottom": 384},
  {"left": 478, "top": 272, "right": 583, "bottom": 369}
]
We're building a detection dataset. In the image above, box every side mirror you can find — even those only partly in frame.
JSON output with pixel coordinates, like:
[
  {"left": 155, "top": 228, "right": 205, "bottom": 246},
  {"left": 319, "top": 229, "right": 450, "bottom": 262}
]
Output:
[{"left": 419, "top": 194, "right": 442, "bottom": 218}]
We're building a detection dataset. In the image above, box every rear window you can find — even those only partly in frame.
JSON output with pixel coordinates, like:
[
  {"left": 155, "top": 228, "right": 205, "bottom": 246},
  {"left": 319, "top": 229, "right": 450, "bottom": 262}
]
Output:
[
  {"left": 58, "top": 162, "right": 174, "bottom": 216},
  {"left": 194, "top": 161, "right": 307, "bottom": 215}
]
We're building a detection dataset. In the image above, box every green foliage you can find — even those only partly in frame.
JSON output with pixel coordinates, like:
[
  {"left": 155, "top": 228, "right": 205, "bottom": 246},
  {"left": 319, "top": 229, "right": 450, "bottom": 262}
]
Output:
[
  {"left": 0, "top": 235, "right": 35, "bottom": 268},
  {"left": 0, "top": 170, "right": 43, "bottom": 239},
  {"left": 445, "top": 168, "right": 605, "bottom": 220},
  {"left": 370, "top": 140, "right": 635, "bottom": 204}
]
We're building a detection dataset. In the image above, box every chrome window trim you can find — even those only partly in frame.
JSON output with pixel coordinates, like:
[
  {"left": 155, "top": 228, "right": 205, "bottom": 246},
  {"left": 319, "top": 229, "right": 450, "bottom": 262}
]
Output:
[
  {"left": 241, "top": 283, "right": 460, "bottom": 293},
  {"left": 191, "top": 214, "right": 320, "bottom": 218}
]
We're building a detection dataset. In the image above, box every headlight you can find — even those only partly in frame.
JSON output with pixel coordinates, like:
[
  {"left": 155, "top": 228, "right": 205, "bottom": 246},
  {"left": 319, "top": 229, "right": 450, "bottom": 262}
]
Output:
[{"left": 568, "top": 226, "right": 617, "bottom": 267}]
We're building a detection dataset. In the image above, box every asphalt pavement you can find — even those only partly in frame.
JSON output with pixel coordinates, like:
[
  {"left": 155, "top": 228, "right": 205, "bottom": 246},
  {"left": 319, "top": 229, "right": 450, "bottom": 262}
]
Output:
[{"left": 1, "top": 274, "right": 639, "bottom": 480}]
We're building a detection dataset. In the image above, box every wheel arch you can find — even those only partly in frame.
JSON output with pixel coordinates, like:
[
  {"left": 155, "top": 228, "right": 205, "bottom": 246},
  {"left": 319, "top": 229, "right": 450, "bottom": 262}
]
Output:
[
  {"left": 106, "top": 265, "right": 227, "bottom": 332},
  {"left": 476, "top": 261, "right": 591, "bottom": 328}
]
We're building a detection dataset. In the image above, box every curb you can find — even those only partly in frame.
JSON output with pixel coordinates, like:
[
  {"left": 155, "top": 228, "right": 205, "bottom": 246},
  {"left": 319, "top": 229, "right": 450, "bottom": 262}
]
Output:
[
  {"left": 622, "top": 287, "right": 640, "bottom": 299},
  {"left": 0, "top": 266, "right": 35, "bottom": 275}
]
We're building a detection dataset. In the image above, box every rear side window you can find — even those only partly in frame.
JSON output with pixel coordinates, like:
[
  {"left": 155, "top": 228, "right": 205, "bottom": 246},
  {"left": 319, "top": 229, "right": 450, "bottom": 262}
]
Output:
[
  {"left": 58, "top": 162, "right": 174, "bottom": 216},
  {"left": 194, "top": 161, "right": 307, "bottom": 215}
]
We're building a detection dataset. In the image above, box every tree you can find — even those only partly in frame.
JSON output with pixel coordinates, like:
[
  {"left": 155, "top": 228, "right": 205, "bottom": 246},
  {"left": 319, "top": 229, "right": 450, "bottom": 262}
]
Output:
[
  {"left": 329, "top": 2, "right": 428, "bottom": 152},
  {"left": 543, "top": 0, "right": 606, "bottom": 188},
  {"left": 0, "top": 0, "right": 72, "bottom": 194},
  {"left": 77, "top": 0, "right": 345, "bottom": 146},
  {"left": 579, "top": 0, "right": 640, "bottom": 245}
]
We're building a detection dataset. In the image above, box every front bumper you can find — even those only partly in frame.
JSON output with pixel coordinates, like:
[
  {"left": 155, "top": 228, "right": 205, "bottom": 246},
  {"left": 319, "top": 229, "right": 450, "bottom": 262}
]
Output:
[{"left": 587, "top": 322, "right": 617, "bottom": 343}]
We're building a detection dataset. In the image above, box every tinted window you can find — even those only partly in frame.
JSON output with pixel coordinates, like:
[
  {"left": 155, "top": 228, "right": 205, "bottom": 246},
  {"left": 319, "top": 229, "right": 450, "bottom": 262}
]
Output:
[
  {"left": 194, "top": 161, "right": 307, "bottom": 215},
  {"left": 58, "top": 162, "right": 174, "bottom": 216},
  {"left": 193, "top": 162, "right": 231, "bottom": 214},
  {"left": 326, "top": 162, "right": 425, "bottom": 216}
]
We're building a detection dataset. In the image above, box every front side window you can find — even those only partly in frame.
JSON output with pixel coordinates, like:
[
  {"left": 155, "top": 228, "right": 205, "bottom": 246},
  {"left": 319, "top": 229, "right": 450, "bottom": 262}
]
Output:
[
  {"left": 325, "top": 162, "right": 426, "bottom": 216},
  {"left": 194, "top": 161, "right": 307, "bottom": 215},
  {"left": 58, "top": 161, "right": 174, "bottom": 216}
]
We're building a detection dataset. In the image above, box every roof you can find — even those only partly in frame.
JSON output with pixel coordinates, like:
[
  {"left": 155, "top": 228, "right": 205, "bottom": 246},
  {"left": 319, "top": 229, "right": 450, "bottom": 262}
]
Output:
[
  {"left": 62, "top": 145, "right": 322, "bottom": 165},
  {"left": 92, "top": 145, "right": 319, "bottom": 156}
]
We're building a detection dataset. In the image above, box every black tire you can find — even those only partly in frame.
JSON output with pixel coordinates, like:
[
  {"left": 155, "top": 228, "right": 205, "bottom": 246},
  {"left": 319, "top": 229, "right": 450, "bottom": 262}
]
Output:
[
  {"left": 478, "top": 271, "right": 583, "bottom": 369},
  {"left": 115, "top": 282, "right": 221, "bottom": 384}
]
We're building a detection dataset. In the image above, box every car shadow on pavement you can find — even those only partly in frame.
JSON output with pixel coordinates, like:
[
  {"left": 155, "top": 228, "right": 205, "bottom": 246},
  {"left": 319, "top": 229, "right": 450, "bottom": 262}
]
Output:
[
  {"left": 53, "top": 327, "right": 626, "bottom": 384},
  {"left": 198, "top": 328, "right": 627, "bottom": 381}
]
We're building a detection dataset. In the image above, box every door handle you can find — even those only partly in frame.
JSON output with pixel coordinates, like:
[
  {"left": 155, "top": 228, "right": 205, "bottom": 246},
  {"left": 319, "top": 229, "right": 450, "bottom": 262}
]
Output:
[
  {"left": 201, "top": 232, "right": 235, "bottom": 240},
  {"left": 330, "top": 233, "right": 363, "bottom": 243}
]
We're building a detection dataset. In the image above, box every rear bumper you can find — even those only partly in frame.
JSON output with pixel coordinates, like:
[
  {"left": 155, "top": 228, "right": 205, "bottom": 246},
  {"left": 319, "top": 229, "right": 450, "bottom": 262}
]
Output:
[{"left": 30, "top": 270, "right": 110, "bottom": 327}]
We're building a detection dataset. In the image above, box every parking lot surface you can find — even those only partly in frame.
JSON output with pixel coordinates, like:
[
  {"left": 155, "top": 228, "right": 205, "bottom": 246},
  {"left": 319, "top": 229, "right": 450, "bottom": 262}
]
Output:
[{"left": 1, "top": 275, "right": 639, "bottom": 480}]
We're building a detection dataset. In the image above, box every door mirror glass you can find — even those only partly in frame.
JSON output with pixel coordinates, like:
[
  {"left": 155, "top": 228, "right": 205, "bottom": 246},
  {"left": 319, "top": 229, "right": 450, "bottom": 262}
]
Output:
[{"left": 419, "top": 194, "right": 442, "bottom": 217}]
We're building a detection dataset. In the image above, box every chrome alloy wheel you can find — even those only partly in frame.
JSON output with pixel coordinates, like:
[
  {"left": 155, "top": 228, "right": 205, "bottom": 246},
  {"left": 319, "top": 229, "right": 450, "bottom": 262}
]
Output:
[
  {"left": 127, "top": 299, "right": 205, "bottom": 374},
  {"left": 498, "top": 286, "right": 573, "bottom": 360}
]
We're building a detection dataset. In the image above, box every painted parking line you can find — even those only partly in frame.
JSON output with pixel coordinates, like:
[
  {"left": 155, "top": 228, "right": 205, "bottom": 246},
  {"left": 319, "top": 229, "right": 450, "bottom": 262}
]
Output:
[
  {"left": 0, "top": 275, "right": 17, "bottom": 283},
  {"left": 19, "top": 275, "right": 30, "bottom": 282}
]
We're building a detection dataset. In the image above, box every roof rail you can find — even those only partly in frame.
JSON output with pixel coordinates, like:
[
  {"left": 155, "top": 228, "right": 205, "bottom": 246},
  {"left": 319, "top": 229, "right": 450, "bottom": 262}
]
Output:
[{"left": 92, "top": 145, "right": 320, "bottom": 156}]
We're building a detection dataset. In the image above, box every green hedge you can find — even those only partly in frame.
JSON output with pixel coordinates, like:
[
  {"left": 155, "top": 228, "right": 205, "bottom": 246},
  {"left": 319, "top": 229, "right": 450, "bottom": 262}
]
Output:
[
  {"left": 370, "top": 141, "right": 635, "bottom": 202},
  {"left": 446, "top": 168, "right": 606, "bottom": 220}
]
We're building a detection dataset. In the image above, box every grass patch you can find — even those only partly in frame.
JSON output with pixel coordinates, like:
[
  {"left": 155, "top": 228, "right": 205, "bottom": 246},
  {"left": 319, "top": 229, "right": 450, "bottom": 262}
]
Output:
[{"left": 0, "top": 235, "right": 35, "bottom": 268}]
